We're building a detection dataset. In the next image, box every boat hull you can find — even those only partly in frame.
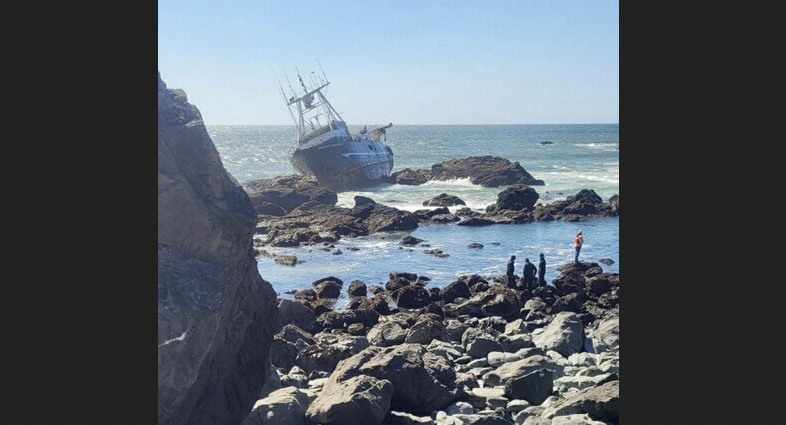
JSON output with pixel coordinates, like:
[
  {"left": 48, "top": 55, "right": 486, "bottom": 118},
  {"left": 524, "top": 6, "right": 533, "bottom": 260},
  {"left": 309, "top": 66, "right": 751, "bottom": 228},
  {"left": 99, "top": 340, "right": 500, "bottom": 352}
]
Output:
[{"left": 290, "top": 135, "right": 394, "bottom": 190}]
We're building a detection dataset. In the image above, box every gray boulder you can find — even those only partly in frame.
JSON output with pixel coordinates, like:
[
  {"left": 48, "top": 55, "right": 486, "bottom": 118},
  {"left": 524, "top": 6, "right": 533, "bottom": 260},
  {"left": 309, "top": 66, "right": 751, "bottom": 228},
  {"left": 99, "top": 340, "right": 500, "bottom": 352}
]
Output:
[
  {"left": 242, "top": 386, "right": 311, "bottom": 425},
  {"left": 532, "top": 312, "right": 584, "bottom": 357},
  {"left": 484, "top": 355, "right": 563, "bottom": 387},
  {"left": 503, "top": 368, "right": 553, "bottom": 405},
  {"left": 306, "top": 375, "right": 393, "bottom": 425}
]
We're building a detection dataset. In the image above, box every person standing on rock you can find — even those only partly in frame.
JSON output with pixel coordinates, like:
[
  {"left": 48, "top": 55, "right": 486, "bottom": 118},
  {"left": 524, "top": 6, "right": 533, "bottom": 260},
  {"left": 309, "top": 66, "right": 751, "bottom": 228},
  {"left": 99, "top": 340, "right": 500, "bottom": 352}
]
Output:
[
  {"left": 538, "top": 253, "right": 547, "bottom": 286},
  {"left": 506, "top": 255, "right": 516, "bottom": 287},
  {"left": 574, "top": 230, "right": 584, "bottom": 263},
  {"left": 522, "top": 258, "right": 537, "bottom": 289}
]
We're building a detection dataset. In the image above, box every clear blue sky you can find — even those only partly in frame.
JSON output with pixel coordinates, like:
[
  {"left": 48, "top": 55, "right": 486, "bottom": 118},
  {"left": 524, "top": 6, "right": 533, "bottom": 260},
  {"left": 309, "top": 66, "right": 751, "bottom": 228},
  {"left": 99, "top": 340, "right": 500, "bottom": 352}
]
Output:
[{"left": 158, "top": 0, "right": 618, "bottom": 125}]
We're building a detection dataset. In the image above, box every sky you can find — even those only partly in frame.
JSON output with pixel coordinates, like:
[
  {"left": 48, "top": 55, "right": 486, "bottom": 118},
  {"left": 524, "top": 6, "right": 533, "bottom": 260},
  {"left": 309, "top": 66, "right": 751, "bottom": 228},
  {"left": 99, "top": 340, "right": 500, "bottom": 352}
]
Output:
[{"left": 158, "top": 0, "right": 618, "bottom": 125}]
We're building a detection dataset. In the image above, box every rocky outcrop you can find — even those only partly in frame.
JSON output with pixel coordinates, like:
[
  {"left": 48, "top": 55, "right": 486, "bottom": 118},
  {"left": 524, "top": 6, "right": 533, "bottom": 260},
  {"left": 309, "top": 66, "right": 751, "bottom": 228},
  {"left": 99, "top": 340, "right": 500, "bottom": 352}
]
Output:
[
  {"left": 423, "top": 193, "right": 467, "bottom": 207},
  {"left": 243, "top": 175, "right": 338, "bottom": 215},
  {"left": 158, "top": 73, "right": 278, "bottom": 425},
  {"left": 533, "top": 190, "right": 618, "bottom": 220},
  {"left": 306, "top": 375, "right": 394, "bottom": 425},
  {"left": 390, "top": 156, "right": 544, "bottom": 187}
]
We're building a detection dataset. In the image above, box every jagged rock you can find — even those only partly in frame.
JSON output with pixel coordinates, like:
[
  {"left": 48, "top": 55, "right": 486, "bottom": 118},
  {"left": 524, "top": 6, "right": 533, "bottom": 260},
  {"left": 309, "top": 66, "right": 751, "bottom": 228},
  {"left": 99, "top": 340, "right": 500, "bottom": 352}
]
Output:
[
  {"left": 486, "top": 184, "right": 540, "bottom": 213},
  {"left": 243, "top": 174, "right": 338, "bottom": 214},
  {"left": 593, "top": 317, "right": 620, "bottom": 353},
  {"left": 498, "top": 334, "right": 535, "bottom": 352},
  {"left": 481, "top": 288, "right": 523, "bottom": 321},
  {"left": 467, "top": 336, "right": 503, "bottom": 358},
  {"left": 313, "top": 276, "right": 344, "bottom": 299},
  {"left": 441, "top": 280, "right": 472, "bottom": 303},
  {"left": 458, "top": 217, "right": 495, "bottom": 226},
  {"left": 504, "top": 368, "right": 553, "bottom": 405},
  {"left": 580, "top": 380, "right": 619, "bottom": 422},
  {"left": 242, "top": 386, "right": 311, "bottom": 425},
  {"left": 295, "top": 344, "right": 354, "bottom": 374},
  {"left": 348, "top": 280, "right": 368, "bottom": 297},
  {"left": 390, "top": 168, "right": 432, "bottom": 185},
  {"left": 396, "top": 285, "right": 431, "bottom": 309},
  {"left": 273, "top": 254, "right": 299, "bottom": 266},
  {"left": 277, "top": 324, "right": 315, "bottom": 345},
  {"left": 401, "top": 235, "right": 425, "bottom": 246},
  {"left": 277, "top": 299, "right": 319, "bottom": 334},
  {"left": 484, "top": 355, "right": 563, "bottom": 387},
  {"left": 158, "top": 73, "right": 278, "bottom": 425},
  {"left": 368, "top": 321, "right": 408, "bottom": 347},
  {"left": 306, "top": 375, "right": 394, "bottom": 425},
  {"left": 487, "top": 348, "right": 546, "bottom": 367},
  {"left": 354, "top": 195, "right": 377, "bottom": 206},
  {"left": 405, "top": 314, "right": 450, "bottom": 344},
  {"left": 423, "top": 193, "right": 466, "bottom": 207},
  {"left": 326, "top": 344, "right": 460, "bottom": 414},
  {"left": 533, "top": 189, "right": 617, "bottom": 221},
  {"left": 532, "top": 312, "right": 584, "bottom": 357},
  {"left": 551, "top": 293, "right": 584, "bottom": 314}
]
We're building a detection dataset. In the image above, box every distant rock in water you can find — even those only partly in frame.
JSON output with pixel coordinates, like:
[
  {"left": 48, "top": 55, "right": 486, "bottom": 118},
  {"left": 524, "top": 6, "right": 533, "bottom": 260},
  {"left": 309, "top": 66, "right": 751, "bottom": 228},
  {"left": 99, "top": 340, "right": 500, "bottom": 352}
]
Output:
[
  {"left": 599, "top": 258, "right": 615, "bottom": 265},
  {"left": 243, "top": 174, "right": 338, "bottom": 214},
  {"left": 468, "top": 243, "right": 484, "bottom": 249},
  {"left": 533, "top": 189, "right": 618, "bottom": 219},
  {"left": 400, "top": 235, "right": 424, "bottom": 246},
  {"left": 390, "top": 156, "right": 545, "bottom": 187},
  {"left": 422, "top": 193, "right": 466, "bottom": 207},
  {"left": 541, "top": 141, "right": 554, "bottom": 145},
  {"left": 354, "top": 195, "right": 377, "bottom": 207},
  {"left": 158, "top": 72, "right": 278, "bottom": 425}
]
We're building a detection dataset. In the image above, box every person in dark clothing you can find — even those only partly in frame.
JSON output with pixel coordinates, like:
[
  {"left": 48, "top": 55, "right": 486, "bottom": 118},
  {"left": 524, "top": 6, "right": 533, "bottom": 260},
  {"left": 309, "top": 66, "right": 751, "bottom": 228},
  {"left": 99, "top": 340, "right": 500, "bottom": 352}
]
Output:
[
  {"left": 522, "top": 258, "right": 537, "bottom": 290},
  {"left": 538, "top": 253, "right": 547, "bottom": 286},
  {"left": 506, "top": 255, "right": 516, "bottom": 287}
]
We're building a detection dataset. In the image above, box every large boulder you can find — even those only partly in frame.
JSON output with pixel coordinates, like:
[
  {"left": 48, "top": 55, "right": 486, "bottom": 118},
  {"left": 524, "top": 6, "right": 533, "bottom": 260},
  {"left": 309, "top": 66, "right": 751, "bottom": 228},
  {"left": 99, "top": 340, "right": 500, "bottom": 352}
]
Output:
[
  {"left": 277, "top": 299, "right": 319, "bottom": 334},
  {"left": 396, "top": 285, "right": 431, "bottom": 309},
  {"left": 368, "top": 321, "right": 408, "bottom": 347},
  {"left": 242, "top": 386, "right": 311, "bottom": 425},
  {"left": 430, "top": 156, "right": 544, "bottom": 187},
  {"left": 158, "top": 73, "right": 278, "bottom": 425},
  {"left": 313, "top": 276, "right": 344, "bottom": 299},
  {"left": 326, "top": 344, "right": 460, "bottom": 414},
  {"left": 306, "top": 375, "right": 394, "bottom": 425},
  {"left": 486, "top": 184, "right": 540, "bottom": 212},
  {"left": 243, "top": 174, "right": 338, "bottom": 214},
  {"left": 405, "top": 314, "right": 450, "bottom": 344},
  {"left": 423, "top": 193, "right": 466, "bottom": 206},
  {"left": 532, "top": 312, "right": 584, "bottom": 357},
  {"left": 484, "top": 355, "right": 563, "bottom": 387},
  {"left": 441, "top": 280, "right": 472, "bottom": 303},
  {"left": 503, "top": 368, "right": 554, "bottom": 405}
]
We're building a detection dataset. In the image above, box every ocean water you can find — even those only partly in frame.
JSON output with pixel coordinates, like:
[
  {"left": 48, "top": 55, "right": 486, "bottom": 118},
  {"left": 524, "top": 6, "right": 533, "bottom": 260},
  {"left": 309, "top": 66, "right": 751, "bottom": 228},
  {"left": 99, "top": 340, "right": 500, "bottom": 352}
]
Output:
[{"left": 209, "top": 124, "right": 619, "bottom": 301}]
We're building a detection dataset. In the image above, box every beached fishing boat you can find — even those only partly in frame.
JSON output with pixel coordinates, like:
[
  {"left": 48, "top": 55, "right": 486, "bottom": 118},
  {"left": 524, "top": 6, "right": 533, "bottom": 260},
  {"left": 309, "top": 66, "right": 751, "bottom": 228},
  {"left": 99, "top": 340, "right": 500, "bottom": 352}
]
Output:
[{"left": 279, "top": 66, "right": 394, "bottom": 190}]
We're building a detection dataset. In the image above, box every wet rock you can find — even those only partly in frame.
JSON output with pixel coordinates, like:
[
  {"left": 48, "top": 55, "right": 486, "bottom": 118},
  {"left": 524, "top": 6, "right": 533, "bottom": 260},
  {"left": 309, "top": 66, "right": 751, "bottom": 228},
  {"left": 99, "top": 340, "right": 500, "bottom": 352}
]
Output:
[
  {"left": 396, "top": 285, "right": 432, "bottom": 309},
  {"left": 424, "top": 248, "right": 450, "bottom": 258},
  {"left": 390, "top": 168, "right": 432, "bottom": 185},
  {"left": 401, "top": 235, "right": 425, "bottom": 246},
  {"left": 486, "top": 184, "right": 540, "bottom": 212},
  {"left": 397, "top": 156, "right": 545, "bottom": 187},
  {"left": 441, "top": 280, "right": 472, "bottom": 303},
  {"left": 468, "top": 243, "right": 484, "bottom": 249},
  {"left": 481, "top": 288, "right": 523, "bottom": 321},
  {"left": 254, "top": 202, "right": 287, "bottom": 216},
  {"left": 533, "top": 189, "right": 617, "bottom": 221},
  {"left": 242, "top": 386, "right": 311, "bottom": 425},
  {"left": 243, "top": 174, "right": 338, "bottom": 213},
  {"left": 306, "top": 375, "right": 393, "bottom": 425},
  {"left": 423, "top": 193, "right": 467, "bottom": 206},
  {"left": 313, "top": 276, "right": 344, "bottom": 299},
  {"left": 318, "top": 309, "right": 380, "bottom": 330},
  {"left": 354, "top": 195, "right": 377, "bottom": 206},
  {"left": 458, "top": 217, "right": 495, "bottom": 226},
  {"left": 348, "top": 280, "right": 367, "bottom": 297},
  {"left": 273, "top": 254, "right": 299, "bottom": 266},
  {"left": 504, "top": 368, "right": 553, "bottom": 405},
  {"left": 598, "top": 258, "right": 615, "bottom": 265},
  {"left": 158, "top": 73, "right": 278, "bottom": 425}
]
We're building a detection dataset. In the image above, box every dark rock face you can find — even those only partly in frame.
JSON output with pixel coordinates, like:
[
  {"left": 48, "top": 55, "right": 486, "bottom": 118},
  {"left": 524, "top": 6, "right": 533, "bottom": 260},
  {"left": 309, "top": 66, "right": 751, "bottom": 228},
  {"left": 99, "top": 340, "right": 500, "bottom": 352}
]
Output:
[
  {"left": 486, "top": 184, "right": 540, "bottom": 212},
  {"left": 258, "top": 203, "right": 419, "bottom": 247},
  {"left": 457, "top": 217, "right": 495, "bottom": 226},
  {"left": 533, "top": 189, "right": 617, "bottom": 220},
  {"left": 158, "top": 73, "right": 278, "bottom": 425},
  {"left": 313, "top": 276, "right": 343, "bottom": 299},
  {"left": 348, "top": 280, "right": 367, "bottom": 297},
  {"left": 441, "top": 280, "right": 472, "bottom": 303},
  {"left": 422, "top": 193, "right": 466, "bottom": 206},
  {"left": 504, "top": 368, "right": 554, "bottom": 405},
  {"left": 354, "top": 195, "right": 377, "bottom": 206},
  {"left": 400, "top": 235, "right": 424, "bottom": 246},
  {"left": 396, "top": 285, "right": 431, "bottom": 309},
  {"left": 243, "top": 174, "right": 338, "bottom": 214},
  {"left": 391, "top": 156, "right": 544, "bottom": 187}
]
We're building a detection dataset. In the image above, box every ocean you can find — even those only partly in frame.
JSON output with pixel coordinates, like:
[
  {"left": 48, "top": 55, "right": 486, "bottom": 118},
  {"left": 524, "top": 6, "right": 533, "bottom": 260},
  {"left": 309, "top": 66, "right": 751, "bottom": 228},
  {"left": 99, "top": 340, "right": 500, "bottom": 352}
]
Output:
[{"left": 209, "top": 124, "right": 619, "bottom": 301}]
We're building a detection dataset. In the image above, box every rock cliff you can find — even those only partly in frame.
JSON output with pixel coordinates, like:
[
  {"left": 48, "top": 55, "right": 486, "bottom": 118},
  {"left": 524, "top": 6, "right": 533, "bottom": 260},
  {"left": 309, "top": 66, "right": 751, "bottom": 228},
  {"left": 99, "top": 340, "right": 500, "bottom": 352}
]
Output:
[{"left": 158, "top": 72, "right": 278, "bottom": 424}]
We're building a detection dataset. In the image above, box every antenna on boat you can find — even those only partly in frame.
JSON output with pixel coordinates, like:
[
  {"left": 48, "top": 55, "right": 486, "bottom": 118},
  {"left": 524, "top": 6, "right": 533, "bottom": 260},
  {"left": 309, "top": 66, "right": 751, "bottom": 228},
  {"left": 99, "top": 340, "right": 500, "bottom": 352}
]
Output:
[
  {"left": 296, "top": 67, "right": 309, "bottom": 94},
  {"left": 317, "top": 57, "right": 328, "bottom": 84}
]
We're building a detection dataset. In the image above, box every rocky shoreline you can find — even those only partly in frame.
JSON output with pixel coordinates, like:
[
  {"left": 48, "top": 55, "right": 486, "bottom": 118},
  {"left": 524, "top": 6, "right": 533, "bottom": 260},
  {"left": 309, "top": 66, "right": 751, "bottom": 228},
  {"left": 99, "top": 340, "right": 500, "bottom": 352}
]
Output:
[
  {"left": 246, "top": 175, "right": 618, "bottom": 248},
  {"left": 246, "top": 261, "right": 619, "bottom": 425}
]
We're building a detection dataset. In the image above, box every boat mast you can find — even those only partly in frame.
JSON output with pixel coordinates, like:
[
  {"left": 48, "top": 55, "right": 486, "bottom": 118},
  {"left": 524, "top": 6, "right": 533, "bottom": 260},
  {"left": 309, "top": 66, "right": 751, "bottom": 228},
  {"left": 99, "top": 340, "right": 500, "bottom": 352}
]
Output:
[{"left": 281, "top": 64, "right": 344, "bottom": 140}]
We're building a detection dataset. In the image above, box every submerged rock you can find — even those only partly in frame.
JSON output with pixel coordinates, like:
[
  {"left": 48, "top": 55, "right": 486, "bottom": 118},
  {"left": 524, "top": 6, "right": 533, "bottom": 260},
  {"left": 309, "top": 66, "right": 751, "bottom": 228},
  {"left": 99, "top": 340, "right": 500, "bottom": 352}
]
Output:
[
  {"left": 392, "top": 156, "right": 544, "bottom": 188},
  {"left": 423, "top": 193, "right": 466, "bottom": 206}
]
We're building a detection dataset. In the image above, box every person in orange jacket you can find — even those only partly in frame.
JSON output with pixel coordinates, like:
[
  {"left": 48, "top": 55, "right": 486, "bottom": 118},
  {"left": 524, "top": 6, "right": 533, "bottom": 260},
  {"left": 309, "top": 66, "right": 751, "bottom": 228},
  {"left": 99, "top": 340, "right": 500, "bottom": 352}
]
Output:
[{"left": 574, "top": 230, "right": 584, "bottom": 264}]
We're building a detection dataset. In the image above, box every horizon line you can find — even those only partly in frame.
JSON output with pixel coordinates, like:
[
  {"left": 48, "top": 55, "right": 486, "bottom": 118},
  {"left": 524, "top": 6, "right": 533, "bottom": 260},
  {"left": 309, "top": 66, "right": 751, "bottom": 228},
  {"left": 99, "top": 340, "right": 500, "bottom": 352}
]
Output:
[{"left": 204, "top": 122, "right": 620, "bottom": 126}]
